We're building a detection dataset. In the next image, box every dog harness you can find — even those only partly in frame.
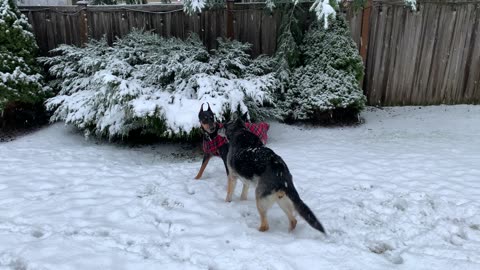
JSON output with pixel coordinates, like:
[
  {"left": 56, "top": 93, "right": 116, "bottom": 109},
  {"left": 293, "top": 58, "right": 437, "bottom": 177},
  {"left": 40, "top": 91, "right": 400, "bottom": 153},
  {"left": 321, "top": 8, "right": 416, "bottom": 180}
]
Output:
[{"left": 202, "top": 122, "right": 270, "bottom": 156}]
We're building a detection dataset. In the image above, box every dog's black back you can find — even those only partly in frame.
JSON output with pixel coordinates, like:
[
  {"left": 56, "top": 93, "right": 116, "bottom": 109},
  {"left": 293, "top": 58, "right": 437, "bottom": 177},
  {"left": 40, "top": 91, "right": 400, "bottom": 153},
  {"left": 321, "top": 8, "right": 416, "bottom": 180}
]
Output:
[{"left": 227, "top": 126, "right": 276, "bottom": 180}]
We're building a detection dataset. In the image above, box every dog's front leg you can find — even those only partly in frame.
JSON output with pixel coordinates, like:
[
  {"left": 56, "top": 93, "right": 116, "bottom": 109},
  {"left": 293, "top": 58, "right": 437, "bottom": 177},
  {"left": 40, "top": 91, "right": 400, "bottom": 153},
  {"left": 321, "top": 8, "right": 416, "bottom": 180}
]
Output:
[
  {"left": 195, "top": 154, "right": 212, "bottom": 179},
  {"left": 218, "top": 145, "right": 232, "bottom": 200}
]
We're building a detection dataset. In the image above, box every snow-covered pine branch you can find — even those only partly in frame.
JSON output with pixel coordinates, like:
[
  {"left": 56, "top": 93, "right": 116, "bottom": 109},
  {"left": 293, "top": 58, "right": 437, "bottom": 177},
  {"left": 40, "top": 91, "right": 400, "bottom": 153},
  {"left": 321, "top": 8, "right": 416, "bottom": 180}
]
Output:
[{"left": 404, "top": 0, "right": 417, "bottom": 11}]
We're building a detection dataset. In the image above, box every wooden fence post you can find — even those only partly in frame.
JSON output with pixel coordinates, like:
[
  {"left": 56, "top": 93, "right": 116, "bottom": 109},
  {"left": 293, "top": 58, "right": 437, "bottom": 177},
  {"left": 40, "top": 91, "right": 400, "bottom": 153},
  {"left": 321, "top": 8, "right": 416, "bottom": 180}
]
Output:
[
  {"left": 226, "top": 0, "right": 235, "bottom": 39},
  {"left": 360, "top": 0, "right": 372, "bottom": 63},
  {"left": 77, "top": 0, "right": 89, "bottom": 46}
]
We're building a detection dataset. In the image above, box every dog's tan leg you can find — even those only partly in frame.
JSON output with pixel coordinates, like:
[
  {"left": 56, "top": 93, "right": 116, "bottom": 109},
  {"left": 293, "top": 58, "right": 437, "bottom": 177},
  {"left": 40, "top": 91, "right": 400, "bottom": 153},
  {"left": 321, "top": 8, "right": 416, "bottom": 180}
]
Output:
[
  {"left": 240, "top": 183, "right": 249, "bottom": 200},
  {"left": 277, "top": 192, "right": 297, "bottom": 232},
  {"left": 225, "top": 175, "right": 237, "bottom": 202},
  {"left": 256, "top": 193, "right": 276, "bottom": 232},
  {"left": 194, "top": 155, "right": 211, "bottom": 179}
]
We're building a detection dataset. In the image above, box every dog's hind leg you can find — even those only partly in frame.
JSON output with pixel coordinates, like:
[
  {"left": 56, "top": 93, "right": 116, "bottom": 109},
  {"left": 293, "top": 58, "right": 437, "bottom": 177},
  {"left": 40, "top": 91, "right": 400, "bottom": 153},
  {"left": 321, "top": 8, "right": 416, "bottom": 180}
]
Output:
[
  {"left": 277, "top": 192, "right": 297, "bottom": 232},
  {"left": 240, "top": 183, "right": 249, "bottom": 200},
  {"left": 225, "top": 175, "right": 237, "bottom": 202},
  {"left": 195, "top": 154, "right": 211, "bottom": 179},
  {"left": 255, "top": 192, "right": 277, "bottom": 232}
]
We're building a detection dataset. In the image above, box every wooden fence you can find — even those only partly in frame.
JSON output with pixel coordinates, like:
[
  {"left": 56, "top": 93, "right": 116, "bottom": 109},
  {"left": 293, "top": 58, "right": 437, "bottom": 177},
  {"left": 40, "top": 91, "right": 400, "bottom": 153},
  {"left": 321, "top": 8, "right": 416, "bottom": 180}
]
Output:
[
  {"left": 20, "top": 3, "right": 313, "bottom": 57},
  {"left": 364, "top": 0, "right": 480, "bottom": 105},
  {"left": 20, "top": 1, "right": 480, "bottom": 105}
]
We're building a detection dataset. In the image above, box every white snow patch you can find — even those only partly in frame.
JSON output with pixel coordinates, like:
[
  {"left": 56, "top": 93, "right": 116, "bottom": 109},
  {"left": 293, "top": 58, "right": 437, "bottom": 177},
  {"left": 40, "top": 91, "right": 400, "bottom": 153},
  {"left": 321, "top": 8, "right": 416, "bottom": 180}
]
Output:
[{"left": 310, "top": 0, "right": 338, "bottom": 29}]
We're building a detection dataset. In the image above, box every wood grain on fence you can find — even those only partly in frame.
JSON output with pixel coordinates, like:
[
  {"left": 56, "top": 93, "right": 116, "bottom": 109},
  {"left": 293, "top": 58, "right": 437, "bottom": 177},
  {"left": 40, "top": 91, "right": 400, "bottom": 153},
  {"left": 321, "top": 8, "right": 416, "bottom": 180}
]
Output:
[
  {"left": 21, "top": 4, "right": 289, "bottom": 56},
  {"left": 366, "top": 0, "right": 480, "bottom": 105}
]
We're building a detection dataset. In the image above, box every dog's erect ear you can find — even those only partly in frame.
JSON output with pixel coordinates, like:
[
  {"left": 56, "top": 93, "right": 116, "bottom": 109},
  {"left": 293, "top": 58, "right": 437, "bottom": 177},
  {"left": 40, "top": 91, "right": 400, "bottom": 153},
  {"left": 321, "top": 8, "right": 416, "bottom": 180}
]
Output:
[
  {"left": 241, "top": 111, "right": 249, "bottom": 122},
  {"left": 199, "top": 102, "right": 212, "bottom": 113},
  {"left": 235, "top": 116, "right": 246, "bottom": 127}
]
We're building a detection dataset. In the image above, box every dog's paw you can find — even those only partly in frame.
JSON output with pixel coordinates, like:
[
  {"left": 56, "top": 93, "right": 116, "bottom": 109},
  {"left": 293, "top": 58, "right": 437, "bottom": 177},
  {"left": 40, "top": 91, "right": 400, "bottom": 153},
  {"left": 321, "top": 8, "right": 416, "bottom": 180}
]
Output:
[
  {"left": 288, "top": 219, "right": 297, "bottom": 232},
  {"left": 258, "top": 224, "right": 269, "bottom": 232}
]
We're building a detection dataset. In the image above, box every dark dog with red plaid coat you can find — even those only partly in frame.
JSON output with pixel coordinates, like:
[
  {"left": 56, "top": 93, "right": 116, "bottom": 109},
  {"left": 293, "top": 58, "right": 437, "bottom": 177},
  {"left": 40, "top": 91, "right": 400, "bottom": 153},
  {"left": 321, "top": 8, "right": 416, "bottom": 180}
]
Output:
[{"left": 195, "top": 103, "right": 269, "bottom": 182}]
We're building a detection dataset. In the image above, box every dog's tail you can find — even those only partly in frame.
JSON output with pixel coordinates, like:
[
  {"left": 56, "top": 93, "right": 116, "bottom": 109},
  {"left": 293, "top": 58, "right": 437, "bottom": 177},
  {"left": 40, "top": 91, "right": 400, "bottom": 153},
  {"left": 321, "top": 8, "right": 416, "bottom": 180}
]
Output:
[{"left": 285, "top": 182, "right": 326, "bottom": 234}]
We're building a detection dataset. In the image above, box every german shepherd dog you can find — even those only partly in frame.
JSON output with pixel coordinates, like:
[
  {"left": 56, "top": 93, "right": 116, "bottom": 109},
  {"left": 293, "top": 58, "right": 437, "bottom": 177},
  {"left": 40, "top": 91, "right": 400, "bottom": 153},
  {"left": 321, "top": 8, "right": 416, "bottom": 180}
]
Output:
[{"left": 221, "top": 117, "right": 326, "bottom": 234}]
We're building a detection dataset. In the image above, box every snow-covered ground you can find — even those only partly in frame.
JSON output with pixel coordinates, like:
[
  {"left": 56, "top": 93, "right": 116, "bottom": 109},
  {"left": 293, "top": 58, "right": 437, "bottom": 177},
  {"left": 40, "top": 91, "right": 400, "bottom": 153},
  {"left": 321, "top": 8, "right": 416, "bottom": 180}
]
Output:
[{"left": 1, "top": 106, "right": 479, "bottom": 270}]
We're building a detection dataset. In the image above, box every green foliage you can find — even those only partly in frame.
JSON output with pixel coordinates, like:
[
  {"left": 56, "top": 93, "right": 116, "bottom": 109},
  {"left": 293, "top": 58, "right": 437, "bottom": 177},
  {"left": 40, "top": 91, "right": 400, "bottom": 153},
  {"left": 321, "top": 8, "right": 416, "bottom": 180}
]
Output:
[
  {"left": 0, "top": 0, "right": 44, "bottom": 111},
  {"left": 349, "top": 0, "right": 368, "bottom": 12},
  {"left": 276, "top": 5, "right": 303, "bottom": 72},
  {"left": 276, "top": 12, "right": 366, "bottom": 124},
  {"left": 302, "top": 17, "right": 364, "bottom": 81},
  {"left": 282, "top": 65, "right": 365, "bottom": 121}
]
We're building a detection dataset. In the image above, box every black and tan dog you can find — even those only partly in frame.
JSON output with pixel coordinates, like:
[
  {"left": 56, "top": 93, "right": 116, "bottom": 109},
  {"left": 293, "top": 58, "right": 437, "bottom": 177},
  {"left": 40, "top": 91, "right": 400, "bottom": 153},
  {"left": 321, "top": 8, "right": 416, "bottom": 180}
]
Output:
[
  {"left": 195, "top": 103, "right": 256, "bottom": 180},
  {"left": 195, "top": 103, "right": 230, "bottom": 180},
  {"left": 221, "top": 117, "right": 326, "bottom": 234}
]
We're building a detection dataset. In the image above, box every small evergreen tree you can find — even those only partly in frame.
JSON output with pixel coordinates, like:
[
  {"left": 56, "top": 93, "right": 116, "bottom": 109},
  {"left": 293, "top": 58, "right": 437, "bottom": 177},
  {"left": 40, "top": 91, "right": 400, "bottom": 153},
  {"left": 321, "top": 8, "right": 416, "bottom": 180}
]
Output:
[
  {"left": 278, "top": 15, "right": 366, "bottom": 124},
  {"left": 0, "top": 0, "right": 44, "bottom": 112},
  {"left": 302, "top": 16, "right": 364, "bottom": 82}
]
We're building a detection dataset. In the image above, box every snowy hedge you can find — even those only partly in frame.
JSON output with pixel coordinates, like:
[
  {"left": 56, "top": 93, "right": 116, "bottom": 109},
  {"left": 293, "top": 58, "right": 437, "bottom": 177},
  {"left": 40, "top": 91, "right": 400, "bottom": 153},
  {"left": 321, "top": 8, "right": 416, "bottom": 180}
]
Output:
[
  {"left": 277, "top": 14, "right": 366, "bottom": 123},
  {"left": 0, "top": 0, "right": 44, "bottom": 112},
  {"left": 40, "top": 31, "right": 278, "bottom": 139}
]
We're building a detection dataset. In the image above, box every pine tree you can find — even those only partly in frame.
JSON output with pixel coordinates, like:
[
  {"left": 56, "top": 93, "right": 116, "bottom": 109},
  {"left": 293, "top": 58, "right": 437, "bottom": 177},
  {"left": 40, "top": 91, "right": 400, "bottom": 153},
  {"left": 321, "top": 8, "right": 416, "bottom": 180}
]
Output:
[
  {"left": 302, "top": 16, "right": 364, "bottom": 82},
  {"left": 0, "top": 0, "right": 44, "bottom": 112},
  {"left": 278, "top": 15, "right": 366, "bottom": 123}
]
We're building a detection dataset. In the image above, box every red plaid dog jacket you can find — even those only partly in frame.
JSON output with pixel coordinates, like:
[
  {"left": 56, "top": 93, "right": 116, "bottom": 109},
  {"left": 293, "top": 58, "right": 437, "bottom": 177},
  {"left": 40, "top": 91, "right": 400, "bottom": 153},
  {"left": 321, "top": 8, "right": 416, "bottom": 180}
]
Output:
[{"left": 202, "top": 122, "right": 270, "bottom": 156}]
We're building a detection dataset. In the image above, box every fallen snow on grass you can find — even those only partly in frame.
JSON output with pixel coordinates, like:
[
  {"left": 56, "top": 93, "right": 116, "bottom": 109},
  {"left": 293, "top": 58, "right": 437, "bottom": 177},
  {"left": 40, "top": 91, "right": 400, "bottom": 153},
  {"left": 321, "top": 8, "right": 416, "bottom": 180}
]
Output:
[{"left": 1, "top": 106, "right": 480, "bottom": 270}]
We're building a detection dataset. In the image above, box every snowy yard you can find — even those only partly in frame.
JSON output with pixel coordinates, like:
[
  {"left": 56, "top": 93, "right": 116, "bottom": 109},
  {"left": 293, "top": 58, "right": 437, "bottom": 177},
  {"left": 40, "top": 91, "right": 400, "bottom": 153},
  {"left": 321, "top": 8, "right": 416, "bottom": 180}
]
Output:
[{"left": 1, "top": 106, "right": 479, "bottom": 270}]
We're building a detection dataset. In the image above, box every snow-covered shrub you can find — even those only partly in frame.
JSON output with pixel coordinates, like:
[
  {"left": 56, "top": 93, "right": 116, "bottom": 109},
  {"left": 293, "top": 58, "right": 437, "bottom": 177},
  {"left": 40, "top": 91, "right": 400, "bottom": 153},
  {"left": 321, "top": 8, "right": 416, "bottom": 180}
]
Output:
[
  {"left": 0, "top": 0, "right": 44, "bottom": 112},
  {"left": 41, "top": 30, "right": 278, "bottom": 140},
  {"left": 302, "top": 16, "right": 364, "bottom": 82},
  {"left": 282, "top": 65, "right": 365, "bottom": 121},
  {"left": 278, "top": 15, "right": 366, "bottom": 123}
]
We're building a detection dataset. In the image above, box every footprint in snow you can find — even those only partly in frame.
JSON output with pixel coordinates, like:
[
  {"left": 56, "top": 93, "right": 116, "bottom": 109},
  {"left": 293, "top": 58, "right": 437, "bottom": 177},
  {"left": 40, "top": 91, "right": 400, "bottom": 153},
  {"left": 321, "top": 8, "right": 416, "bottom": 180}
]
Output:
[
  {"left": 368, "top": 242, "right": 404, "bottom": 265},
  {"left": 31, "top": 230, "right": 44, "bottom": 238}
]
